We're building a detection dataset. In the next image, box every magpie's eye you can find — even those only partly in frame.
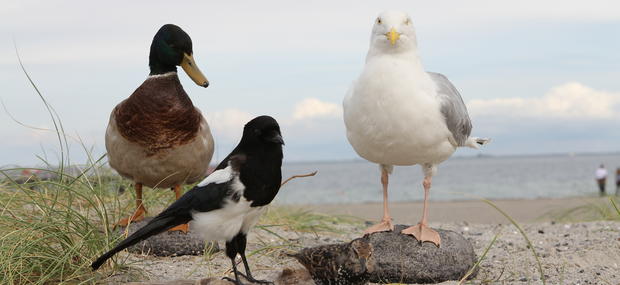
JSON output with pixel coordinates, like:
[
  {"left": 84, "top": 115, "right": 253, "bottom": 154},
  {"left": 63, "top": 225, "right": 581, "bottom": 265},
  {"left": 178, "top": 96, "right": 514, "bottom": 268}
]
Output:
[{"left": 376, "top": 18, "right": 382, "bottom": 24}]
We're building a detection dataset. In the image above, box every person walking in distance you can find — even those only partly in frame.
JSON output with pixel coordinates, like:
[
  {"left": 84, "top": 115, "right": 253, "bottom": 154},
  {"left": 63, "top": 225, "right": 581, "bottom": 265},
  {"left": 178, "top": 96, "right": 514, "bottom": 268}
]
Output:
[
  {"left": 615, "top": 168, "right": 620, "bottom": 196},
  {"left": 595, "top": 164, "right": 607, "bottom": 196}
]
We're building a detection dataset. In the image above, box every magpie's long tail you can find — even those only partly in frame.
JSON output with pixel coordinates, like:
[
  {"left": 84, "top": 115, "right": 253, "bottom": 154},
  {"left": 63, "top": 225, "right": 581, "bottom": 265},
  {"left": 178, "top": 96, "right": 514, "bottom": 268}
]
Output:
[{"left": 91, "top": 215, "right": 186, "bottom": 270}]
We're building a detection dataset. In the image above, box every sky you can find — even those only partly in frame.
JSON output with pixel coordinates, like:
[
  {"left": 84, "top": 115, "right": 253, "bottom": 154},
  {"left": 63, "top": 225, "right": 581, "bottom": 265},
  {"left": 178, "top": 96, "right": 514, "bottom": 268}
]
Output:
[{"left": 1, "top": 0, "right": 619, "bottom": 166}]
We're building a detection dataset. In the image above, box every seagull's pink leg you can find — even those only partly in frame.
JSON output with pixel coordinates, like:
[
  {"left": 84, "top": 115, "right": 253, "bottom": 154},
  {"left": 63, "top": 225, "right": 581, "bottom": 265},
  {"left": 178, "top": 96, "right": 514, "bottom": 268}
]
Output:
[
  {"left": 364, "top": 166, "right": 394, "bottom": 234},
  {"left": 402, "top": 172, "right": 441, "bottom": 247}
]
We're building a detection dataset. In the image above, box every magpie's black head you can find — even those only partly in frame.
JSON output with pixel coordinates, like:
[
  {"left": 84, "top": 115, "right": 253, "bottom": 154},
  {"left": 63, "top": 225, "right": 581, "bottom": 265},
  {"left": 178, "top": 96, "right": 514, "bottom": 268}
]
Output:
[
  {"left": 241, "top": 115, "right": 284, "bottom": 147},
  {"left": 149, "top": 24, "right": 209, "bottom": 87}
]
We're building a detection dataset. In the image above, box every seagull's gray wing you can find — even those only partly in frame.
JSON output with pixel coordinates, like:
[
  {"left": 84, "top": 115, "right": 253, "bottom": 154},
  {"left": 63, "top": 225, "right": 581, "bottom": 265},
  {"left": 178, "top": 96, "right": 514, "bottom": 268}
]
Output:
[{"left": 429, "top": 72, "right": 472, "bottom": 146}]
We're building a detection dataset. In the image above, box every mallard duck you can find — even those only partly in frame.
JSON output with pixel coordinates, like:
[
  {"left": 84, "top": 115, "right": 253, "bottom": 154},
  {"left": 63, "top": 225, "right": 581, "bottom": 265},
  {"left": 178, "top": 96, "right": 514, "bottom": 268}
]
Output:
[{"left": 105, "top": 24, "right": 213, "bottom": 233}]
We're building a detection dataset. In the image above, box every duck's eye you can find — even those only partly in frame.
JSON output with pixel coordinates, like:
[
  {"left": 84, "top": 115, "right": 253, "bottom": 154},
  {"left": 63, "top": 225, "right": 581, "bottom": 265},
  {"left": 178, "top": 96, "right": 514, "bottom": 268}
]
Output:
[{"left": 376, "top": 18, "right": 382, "bottom": 24}]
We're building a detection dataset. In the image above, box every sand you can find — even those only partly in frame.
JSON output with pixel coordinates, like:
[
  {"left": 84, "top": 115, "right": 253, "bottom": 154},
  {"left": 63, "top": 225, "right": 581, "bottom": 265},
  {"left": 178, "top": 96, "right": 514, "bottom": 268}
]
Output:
[
  {"left": 106, "top": 197, "right": 620, "bottom": 284},
  {"left": 301, "top": 196, "right": 611, "bottom": 224}
]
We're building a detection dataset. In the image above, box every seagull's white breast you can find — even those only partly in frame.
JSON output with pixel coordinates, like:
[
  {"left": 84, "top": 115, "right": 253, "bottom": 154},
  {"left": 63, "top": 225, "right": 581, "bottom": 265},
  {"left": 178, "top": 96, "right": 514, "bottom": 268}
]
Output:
[{"left": 343, "top": 55, "right": 456, "bottom": 166}]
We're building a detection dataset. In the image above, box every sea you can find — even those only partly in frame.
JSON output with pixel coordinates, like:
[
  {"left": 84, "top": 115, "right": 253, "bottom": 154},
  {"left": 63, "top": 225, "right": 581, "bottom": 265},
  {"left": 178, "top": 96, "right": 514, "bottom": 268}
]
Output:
[{"left": 279, "top": 153, "right": 620, "bottom": 205}]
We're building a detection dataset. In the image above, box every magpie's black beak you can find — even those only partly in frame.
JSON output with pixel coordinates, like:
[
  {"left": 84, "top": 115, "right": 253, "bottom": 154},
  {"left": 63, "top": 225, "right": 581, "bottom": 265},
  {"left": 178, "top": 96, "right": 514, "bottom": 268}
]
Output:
[{"left": 268, "top": 133, "right": 285, "bottom": 145}]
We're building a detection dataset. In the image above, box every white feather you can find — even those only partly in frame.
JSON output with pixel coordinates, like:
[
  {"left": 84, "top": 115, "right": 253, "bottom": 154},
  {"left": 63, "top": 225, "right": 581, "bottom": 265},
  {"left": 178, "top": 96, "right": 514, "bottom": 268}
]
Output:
[
  {"left": 147, "top": 71, "right": 177, "bottom": 79},
  {"left": 197, "top": 166, "right": 233, "bottom": 187}
]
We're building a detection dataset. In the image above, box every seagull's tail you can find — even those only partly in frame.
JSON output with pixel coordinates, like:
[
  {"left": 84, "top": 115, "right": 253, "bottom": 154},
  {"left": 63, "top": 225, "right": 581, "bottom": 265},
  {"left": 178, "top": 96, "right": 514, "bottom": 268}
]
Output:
[{"left": 465, "top": 137, "right": 491, "bottom": 149}]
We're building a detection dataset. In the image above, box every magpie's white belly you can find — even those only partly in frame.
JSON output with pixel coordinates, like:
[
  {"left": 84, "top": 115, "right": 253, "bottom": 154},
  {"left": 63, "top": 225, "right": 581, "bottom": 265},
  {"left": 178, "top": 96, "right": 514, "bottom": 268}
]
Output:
[
  {"left": 191, "top": 199, "right": 266, "bottom": 242},
  {"left": 343, "top": 58, "right": 456, "bottom": 166}
]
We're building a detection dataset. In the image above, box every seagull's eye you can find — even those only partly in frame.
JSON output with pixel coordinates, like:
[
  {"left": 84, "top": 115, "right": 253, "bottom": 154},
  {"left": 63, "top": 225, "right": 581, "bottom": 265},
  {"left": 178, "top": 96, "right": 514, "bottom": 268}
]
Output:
[{"left": 376, "top": 18, "right": 382, "bottom": 24}]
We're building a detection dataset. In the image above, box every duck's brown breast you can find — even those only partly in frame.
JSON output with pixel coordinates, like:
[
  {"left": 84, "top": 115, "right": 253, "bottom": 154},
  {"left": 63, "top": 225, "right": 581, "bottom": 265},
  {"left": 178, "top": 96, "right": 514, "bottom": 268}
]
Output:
[{"left": 114, "top": 74, "right": 202, "bottom": 156}]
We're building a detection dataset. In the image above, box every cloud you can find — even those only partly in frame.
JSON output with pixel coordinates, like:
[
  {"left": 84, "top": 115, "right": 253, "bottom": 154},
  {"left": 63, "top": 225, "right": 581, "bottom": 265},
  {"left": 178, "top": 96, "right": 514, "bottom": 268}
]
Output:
[
  {"left": 205, "top": 109, "right": 254, "bottom": 143},
  {"left": 292, "top": 98, "right": 341, "bottom": 120},
  {"left": 468, "top": 82, "right": 620, "bottom": 119}
]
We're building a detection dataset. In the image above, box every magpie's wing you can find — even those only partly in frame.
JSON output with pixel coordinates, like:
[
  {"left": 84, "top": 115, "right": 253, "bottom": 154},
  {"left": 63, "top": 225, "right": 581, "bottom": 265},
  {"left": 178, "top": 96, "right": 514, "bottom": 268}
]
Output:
[{"left": 91, "top": 180, "right": 231, "bottom": 270}]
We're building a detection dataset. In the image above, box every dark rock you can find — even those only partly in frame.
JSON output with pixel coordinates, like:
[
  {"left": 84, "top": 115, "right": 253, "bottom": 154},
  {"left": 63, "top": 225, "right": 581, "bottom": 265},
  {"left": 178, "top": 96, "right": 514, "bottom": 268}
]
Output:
[
  {"left": 292, "top": 225, "right": 477, "bottom": 284},
  {"left": 366, "top": 225, "right": 477, "bottom": 283},
  {"left": 120, "top": 217, "right": 219, "bottom": 257}
]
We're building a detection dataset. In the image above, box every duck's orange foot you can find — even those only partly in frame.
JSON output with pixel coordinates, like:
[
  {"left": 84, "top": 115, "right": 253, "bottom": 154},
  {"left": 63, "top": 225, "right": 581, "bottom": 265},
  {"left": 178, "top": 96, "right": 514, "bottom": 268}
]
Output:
[
  {"left": 168, "top": 223, "right": 189, "bottom": 234},
  {"left": 114, "top": 205, "right": 146, "bottom": 228},
  {"left": 364, "top": 218, "right": 394, "bottom": 235},
  {"left": 401, "top": 223, "right": 441, "bottom": 247}
]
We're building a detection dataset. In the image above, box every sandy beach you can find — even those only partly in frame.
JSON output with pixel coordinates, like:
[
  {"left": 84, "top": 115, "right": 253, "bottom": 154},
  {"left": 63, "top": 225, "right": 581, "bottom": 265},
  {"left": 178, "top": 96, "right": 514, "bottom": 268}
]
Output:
[
  {"left": 301, "top": 196, "right": 611, "bottom": 224},
  {"left": 108, "top": 196, "right": 620, "bottom": 284}
]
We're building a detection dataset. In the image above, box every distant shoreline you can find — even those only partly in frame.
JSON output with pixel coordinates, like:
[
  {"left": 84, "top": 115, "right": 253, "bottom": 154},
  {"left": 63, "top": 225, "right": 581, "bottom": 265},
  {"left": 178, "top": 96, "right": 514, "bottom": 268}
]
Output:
[
  {"left": 280, "top": 151, "right": 620, "bottom": 165},
  {"left": 2, "top": 150, "right": 619, "bottom": 169}
]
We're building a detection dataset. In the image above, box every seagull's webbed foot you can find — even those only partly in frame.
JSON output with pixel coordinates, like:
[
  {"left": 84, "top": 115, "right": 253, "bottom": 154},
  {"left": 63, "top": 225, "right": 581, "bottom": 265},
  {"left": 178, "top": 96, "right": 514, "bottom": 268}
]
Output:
[
  {"left": 364, "top": 218, "right": 394, "bottom": 235},
  {"left": 401, "top": 223, "right": 441, "bottom": 247},
  {"left": 238, "top": 272, "right": 274, "bottom": 284},
  {"left": 168, "top": 223, "right": 189, "bottom": 233}
]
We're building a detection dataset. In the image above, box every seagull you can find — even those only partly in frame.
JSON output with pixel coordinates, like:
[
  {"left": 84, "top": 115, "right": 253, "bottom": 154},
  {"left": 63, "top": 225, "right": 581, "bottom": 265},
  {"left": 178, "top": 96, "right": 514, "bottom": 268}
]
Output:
[
  {"left": 105, "top": 24, "right": 213, "bottom": 233},
  {"left": 93, "top": 116, "right": 284, "bottom": 285},
  {"left": 343, "top": 11, "right": 488, "bottom": 247}
]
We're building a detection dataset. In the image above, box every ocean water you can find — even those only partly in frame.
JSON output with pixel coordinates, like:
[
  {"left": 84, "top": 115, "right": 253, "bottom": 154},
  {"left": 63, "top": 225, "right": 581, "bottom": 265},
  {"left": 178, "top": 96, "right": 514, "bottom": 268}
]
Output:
[{"left": 279, "top": 153, "right": 620, "bottom": 205}]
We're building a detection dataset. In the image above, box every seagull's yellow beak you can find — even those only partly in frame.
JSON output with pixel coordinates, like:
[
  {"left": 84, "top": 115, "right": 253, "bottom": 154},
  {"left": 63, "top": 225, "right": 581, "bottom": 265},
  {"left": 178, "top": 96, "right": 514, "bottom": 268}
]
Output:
[
  {"left": 180, "top": 53, "right": 209, "bottom": 88},
  {"left": 386, "top": 28, "right": 400, "bottom": 45}
]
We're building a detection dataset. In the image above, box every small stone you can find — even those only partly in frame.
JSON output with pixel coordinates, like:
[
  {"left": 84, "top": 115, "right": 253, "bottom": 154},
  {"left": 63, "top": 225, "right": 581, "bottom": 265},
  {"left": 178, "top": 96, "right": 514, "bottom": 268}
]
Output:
[{"left": 538, "top": 229, "right": 544, "bottom": 234}]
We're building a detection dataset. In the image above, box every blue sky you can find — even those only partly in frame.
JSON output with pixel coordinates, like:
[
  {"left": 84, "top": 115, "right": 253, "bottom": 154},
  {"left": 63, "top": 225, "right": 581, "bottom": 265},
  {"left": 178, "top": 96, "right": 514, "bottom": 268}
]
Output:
[{"left": 1, "top": 0, "right": 619, "bottom": 166}]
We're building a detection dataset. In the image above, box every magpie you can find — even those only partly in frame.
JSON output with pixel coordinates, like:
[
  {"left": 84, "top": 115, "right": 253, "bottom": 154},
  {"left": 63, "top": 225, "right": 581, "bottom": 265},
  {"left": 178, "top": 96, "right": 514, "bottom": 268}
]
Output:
[{"left": 92, "top": 115, "right": 284, "bottom": 285}]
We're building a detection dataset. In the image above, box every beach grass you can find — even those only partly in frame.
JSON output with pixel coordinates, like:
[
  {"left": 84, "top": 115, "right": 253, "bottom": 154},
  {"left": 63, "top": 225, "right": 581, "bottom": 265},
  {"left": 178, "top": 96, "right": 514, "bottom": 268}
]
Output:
[
  {"left": 259, "top": 206, "right": 362, "bottom": 235},
  {"left": 0, "top": 165, "right": 129, "bottom": 284},
  {"left": 547, "top": 196, "right": 620, "bottom": 222},
  {"left": 0, "top": 50, "right": 125, "bottom": 284}
]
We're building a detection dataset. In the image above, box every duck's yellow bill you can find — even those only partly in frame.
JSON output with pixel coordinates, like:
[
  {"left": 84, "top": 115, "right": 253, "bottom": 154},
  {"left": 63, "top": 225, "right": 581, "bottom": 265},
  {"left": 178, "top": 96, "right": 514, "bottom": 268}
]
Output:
[
  {"left": 181, "top": 53, "right": 209, "bottom": 88},
  {"left": 388, "top": 28, "right": 400, "bottom": 45}
]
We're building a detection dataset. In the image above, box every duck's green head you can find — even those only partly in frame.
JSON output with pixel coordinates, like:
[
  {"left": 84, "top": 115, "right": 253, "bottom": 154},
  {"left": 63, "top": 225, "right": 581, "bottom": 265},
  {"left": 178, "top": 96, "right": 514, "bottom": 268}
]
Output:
[{"left": 149, "top": 24, "right": 209, "bottom": 87}]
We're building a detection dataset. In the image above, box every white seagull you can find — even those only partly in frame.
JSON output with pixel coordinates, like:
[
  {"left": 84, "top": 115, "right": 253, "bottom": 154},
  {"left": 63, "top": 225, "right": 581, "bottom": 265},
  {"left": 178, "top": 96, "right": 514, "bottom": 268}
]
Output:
[{"left": 343, "top": 11, "right": 489, "bottom": 246}]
